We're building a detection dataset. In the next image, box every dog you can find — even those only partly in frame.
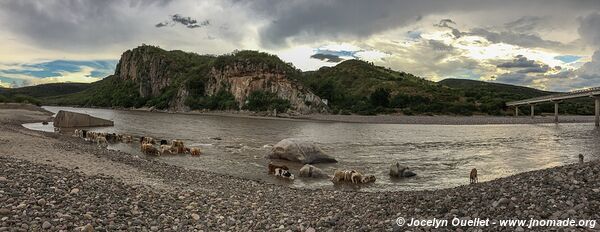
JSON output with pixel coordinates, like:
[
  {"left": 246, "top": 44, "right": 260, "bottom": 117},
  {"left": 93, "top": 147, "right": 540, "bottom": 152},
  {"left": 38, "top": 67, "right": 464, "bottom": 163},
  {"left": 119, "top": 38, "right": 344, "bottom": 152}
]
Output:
[
  {"left": 579, "top": 154, "right": 584, "bottom": 164},
  {"left": 470, "top": 168, "right": 478, "bottom": 184},
  {"left": 268, "top": 163, "right": 289, "bottom": 174},
  {"left": 274, "top": 168, "right": 294, "bottom": 180}
]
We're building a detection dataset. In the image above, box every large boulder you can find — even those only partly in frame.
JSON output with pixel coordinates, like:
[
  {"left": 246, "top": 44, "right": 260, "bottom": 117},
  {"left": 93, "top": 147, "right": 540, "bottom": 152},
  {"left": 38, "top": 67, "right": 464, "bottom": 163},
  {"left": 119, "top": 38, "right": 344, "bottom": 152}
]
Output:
[
  {"left": 389, "top": 162, "right": 417, "bottom": 178},
  {"left": 266, "top": 139, "right": 337, "bottom": 164},
  {"left": 298, "top": 164, "right": 328, "bottom": 178},
  {"left": 53, "top": 110, "right": 114, "bottom": 128}
]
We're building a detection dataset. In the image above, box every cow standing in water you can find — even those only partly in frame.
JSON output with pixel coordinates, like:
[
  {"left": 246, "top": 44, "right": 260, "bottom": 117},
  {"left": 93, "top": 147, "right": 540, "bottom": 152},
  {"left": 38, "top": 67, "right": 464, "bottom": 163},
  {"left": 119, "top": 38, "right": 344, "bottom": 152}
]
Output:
[{"left": 470, "top": 168, "right": 478, "bottom": 184}]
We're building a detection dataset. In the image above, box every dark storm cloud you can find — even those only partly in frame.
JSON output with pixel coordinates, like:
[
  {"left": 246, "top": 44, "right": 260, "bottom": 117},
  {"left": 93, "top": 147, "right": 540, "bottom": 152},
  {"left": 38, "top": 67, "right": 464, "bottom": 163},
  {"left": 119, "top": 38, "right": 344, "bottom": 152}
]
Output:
[
  {"left": 578, "top": 12, "right": 600, "bottom": 47},
  {"left": 155, "top": 14, "right": 210, "bottom": 29},
  {"left": 434, "top": 19, "right": 463, "bottom": 38},
  {"left": 310, "top": 54, "right": 344, "bottom": 63},
  {"left": 240, "top": 0, "right": 600, "bottom": 48},
  {"left": 504, "top": 16, "right": 544, "bottom": 33},
  {"left": 0, "top": 0, "right": 172, "bottom": 51},
  {"left": 469, "top": 28, "right": 565, "bottom": 49},
  {"left": 434, "top": 19, "right": 456, "bottom": 28},
  {"left": 516, "top": 65, "right": 550, "bottom": 74},
  {"left": 497, "top": 55, "right": 538, "bottom": 68},
  {"left": 498, "top": 55, "right": 553, "bottom": 74}
]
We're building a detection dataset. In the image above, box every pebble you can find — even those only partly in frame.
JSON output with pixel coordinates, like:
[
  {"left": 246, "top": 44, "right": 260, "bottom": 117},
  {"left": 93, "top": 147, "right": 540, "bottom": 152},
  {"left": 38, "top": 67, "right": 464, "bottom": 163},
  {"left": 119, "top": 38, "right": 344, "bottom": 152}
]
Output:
[
  {"left": 42, "top": 221, "right": 51, "bottom": 229},
  {"left": 191, "top": 213, "right": 200, "bottom": 221},
  {"left": 81, "top": 223, "right": 94, "bottom": 232},
  {"left": 37, "top": 199, "right": 46, "bottom": 206},
  {"left": 70, "top": 188, "right": 80, "bottom": 194},
  {"left": 0, "top": 209, "right": 10, "bottom": 215}
]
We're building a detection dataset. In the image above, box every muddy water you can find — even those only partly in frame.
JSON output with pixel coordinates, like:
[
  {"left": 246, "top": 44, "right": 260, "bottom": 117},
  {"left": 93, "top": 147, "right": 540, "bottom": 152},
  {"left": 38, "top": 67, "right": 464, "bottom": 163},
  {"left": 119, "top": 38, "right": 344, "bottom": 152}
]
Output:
[{"left": 24, "top": 106, "right": 600, "bottom": 192}]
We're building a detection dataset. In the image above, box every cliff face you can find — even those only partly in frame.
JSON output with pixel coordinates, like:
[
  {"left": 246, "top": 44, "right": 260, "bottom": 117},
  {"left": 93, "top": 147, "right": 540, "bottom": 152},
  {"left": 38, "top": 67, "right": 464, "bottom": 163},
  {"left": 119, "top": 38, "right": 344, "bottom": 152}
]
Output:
[
  {"left": 111, "top": 46, "right": 327, "bottom": 114},
  {"left": 114, "top": 47, "right": 175, "bottom": 98},
  {"left": 206, "top": 63, "right": 327, "bottom": 113}
]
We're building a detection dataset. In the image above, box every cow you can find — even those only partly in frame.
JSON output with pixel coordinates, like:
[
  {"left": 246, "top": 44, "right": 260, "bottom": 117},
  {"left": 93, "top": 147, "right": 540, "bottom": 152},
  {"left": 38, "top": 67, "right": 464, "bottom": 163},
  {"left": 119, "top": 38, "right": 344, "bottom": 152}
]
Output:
[
  {"left": 361, "top": 174, "right": 376, "bottom": 184},
  {"left": 171, "top": 140, "right": 186, "bottom": 154},
  {"left": 273, "top": 168, "right": 294, "bottom": 180},
  {"left": 190, "top": 147, "right": 201, "bottom": 156},
  {"left": 331, "top": 170, "right": 356, "bottom": 183},
  {"left": 350, "top": 172, "right": 363, "bottom": 184},
  {"left": 96, "top": 136, "right": 108, "bottom": 147},
  {"left": 268, "top": 163, "right": 289, "bottom": 174},
  {"left": 160, "top": 145, "right": 174, "bottom": 155},
  {"left": 141, "top": 143, "right": 159, "bottom": 156}
]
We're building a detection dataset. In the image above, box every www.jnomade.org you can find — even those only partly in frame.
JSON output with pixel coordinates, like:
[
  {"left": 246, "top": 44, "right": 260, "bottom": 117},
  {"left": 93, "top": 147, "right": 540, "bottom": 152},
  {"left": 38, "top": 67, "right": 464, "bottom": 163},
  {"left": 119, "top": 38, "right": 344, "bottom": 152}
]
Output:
[{"left": 396, "top": 217, "right": 597, "bottom": 229}]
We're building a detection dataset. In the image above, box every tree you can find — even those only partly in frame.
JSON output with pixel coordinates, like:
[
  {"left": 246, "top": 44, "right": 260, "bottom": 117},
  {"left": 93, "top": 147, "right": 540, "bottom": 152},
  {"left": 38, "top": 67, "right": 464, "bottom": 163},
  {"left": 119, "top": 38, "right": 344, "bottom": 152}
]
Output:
[{"left": 370, "top": 88, "right": 390, "bottom": 107}]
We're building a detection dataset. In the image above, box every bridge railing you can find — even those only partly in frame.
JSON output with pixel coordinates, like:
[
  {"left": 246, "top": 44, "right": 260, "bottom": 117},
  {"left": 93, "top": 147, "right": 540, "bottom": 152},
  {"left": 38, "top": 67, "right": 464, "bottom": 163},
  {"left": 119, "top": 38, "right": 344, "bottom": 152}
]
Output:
[{"left": 506, "top": 86, "right": 600, "bottom": 106}]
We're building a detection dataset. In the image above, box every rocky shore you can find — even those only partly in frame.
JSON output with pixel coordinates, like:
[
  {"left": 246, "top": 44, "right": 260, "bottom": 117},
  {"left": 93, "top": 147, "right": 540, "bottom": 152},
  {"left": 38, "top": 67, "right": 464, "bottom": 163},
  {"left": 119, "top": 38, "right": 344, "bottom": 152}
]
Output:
[{"left": 1, "top": 105, "right": 599, "bottom": 231}]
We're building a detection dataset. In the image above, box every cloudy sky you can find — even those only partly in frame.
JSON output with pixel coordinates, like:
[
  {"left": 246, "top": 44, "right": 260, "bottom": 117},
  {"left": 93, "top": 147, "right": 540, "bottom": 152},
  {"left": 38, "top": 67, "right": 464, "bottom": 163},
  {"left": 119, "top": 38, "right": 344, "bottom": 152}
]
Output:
[{"left": 1, "top": 0, "right": 600, "bottom": 91}]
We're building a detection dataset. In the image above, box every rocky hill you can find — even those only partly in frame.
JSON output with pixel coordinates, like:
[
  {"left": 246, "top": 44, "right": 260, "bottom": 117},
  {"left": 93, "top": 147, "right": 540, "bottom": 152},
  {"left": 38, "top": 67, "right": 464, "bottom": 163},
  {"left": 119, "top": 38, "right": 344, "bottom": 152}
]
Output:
[
  {"left": 47, "top": 45, "right": 327, "bottom": 114},
  {"left": 24, "top": 45, "right": 596, "bottom": 116}
]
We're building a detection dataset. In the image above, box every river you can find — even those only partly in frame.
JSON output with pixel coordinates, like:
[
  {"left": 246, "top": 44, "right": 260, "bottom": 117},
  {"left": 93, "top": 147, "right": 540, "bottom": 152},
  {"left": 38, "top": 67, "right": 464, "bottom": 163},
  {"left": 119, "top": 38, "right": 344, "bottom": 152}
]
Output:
[{"left": 23, "top": 106, "right": 600, "bottom": 192}]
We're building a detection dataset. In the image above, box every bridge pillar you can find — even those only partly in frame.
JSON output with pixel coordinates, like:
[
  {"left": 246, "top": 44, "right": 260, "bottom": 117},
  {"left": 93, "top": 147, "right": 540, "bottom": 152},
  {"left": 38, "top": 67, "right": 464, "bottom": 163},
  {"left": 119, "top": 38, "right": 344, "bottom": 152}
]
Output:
[
  {"left": 530, "top": 104, "right": 535, "bottom": 119},
  {"left": 554, "top": 102, "right": 559, "bottom": 123},
  {"left": 515, "top": 106, "right": 519, "bottom": 116},
  {"left": 594, "top": 96, "right": 600, "bottom": 127}
]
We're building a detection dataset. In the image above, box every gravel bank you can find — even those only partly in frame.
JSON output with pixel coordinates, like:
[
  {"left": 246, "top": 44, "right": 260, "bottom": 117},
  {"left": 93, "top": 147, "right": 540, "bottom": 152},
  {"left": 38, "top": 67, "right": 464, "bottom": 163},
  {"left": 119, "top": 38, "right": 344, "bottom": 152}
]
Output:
[{"left": 1, "top": 105, "right": 599, "bottom": 231}]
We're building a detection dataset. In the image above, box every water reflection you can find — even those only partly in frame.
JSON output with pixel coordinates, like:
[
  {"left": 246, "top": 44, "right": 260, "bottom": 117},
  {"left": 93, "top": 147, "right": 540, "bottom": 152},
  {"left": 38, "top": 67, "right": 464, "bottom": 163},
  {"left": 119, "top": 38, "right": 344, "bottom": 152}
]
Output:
[{"left": 26, "top": 106, "right": 600, "bottom": 192}]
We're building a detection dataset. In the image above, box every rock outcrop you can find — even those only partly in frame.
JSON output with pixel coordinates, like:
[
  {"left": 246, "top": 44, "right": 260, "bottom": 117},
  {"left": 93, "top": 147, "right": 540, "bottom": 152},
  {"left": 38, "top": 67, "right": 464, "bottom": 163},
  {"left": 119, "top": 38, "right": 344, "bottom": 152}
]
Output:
[
  {"left": 266, "top": 139, "right": 337, "bottom": 164},
  {"left": 298, "top": 164, "right": 328, "bottom": 178},
  {"left": 389, "top": 162, "right": 417, "bottom": 178},
  {"left": 206, "top": 63, "right": 327, "bottom": 114},
  {"left": 114, "top": 46, "right": 176, "bottom": 99},
  {"left": 53, "top": 110, "right": 114, "bottom": 128}
]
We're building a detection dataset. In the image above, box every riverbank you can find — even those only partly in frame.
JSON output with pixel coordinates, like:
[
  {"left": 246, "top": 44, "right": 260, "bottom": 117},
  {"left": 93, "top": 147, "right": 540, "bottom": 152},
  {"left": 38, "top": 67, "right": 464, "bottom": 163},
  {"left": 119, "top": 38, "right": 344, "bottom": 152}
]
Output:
[{"left": 1, "top": 105, "right": 599, "bottom": 231}]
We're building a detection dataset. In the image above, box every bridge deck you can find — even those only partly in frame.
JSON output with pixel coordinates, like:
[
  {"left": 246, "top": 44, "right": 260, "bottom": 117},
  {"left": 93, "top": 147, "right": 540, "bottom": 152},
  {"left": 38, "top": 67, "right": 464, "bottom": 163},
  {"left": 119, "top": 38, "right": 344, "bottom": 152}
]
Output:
[{"left": 506, "top": 87, "right": 600, "bottom": 106}]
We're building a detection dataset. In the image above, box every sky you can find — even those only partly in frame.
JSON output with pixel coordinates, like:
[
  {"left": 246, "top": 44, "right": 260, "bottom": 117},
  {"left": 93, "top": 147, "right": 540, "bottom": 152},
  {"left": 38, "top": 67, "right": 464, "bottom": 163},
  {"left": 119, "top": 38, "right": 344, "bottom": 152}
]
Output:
[{"left": 1, "top": 0, "right": 600, "bottom": 92}]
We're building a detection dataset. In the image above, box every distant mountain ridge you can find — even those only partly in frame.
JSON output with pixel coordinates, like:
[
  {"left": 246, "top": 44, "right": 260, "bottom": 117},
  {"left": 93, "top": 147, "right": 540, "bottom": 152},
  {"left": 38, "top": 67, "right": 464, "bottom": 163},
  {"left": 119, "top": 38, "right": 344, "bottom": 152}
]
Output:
[{"left": 2, "top": 45, "right": 595, "bottom": 115}]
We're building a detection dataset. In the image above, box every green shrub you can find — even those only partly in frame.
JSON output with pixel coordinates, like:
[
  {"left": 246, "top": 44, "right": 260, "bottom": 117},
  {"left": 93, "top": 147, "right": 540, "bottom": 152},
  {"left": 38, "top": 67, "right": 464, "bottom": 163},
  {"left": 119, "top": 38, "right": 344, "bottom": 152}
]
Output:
[{"left": 244, "top": 91, "right": 291, "bottom": 112}]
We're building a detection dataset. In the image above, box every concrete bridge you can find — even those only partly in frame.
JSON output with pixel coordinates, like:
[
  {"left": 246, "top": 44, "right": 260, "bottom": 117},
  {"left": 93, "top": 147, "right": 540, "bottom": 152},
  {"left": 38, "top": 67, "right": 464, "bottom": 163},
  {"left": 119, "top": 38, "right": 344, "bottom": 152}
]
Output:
[{"left": 506, "top": 87, "right": 600, "bottom": 127}]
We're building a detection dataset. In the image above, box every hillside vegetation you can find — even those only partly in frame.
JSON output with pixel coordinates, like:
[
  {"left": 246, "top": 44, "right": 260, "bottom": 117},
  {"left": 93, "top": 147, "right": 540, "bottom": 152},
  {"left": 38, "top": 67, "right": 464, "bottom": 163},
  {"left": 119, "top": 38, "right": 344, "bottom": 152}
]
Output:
[
  {"left": 3, "top": 45, "right": 596, "bottom": 115},
  {"left": 440, "top": 79, "right": 595, "bottom": 115}
]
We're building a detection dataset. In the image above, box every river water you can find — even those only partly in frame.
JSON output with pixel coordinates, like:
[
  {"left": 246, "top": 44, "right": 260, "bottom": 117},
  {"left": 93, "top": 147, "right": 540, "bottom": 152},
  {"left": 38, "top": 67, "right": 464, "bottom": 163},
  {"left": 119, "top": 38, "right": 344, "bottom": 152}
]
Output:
[{"left": 23, "top": 106, "right": 600, "bottom": 192}]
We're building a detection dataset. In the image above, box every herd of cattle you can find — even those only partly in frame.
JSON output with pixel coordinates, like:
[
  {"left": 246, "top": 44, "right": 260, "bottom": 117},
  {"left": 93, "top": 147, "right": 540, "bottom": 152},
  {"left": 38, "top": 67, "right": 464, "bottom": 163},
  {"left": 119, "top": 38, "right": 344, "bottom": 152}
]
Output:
[
  {"left": 72, "top": 129, "right": 201, "bottom": 156},
  {"left": 71, "top": 129, "right": 439, "bottom": 186},
  {"left": 268, "top": 163, "right": 378, "bottom": 184}
]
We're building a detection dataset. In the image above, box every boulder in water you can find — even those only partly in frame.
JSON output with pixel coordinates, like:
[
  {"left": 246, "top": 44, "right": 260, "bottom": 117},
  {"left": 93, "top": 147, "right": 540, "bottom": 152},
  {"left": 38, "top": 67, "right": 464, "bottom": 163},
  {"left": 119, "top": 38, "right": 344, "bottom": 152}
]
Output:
[
  {"left": 389, "top": 162, "right": 416, "bottom": 178},
  {"left": 53, "top": 110, "right": 114, "bottom": 128},
  {"left": 298, "top": 164, "right": 328, "bottom": 178},
  {"left": 266, "top": 138, "right": 337, "bottom": 164}
]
